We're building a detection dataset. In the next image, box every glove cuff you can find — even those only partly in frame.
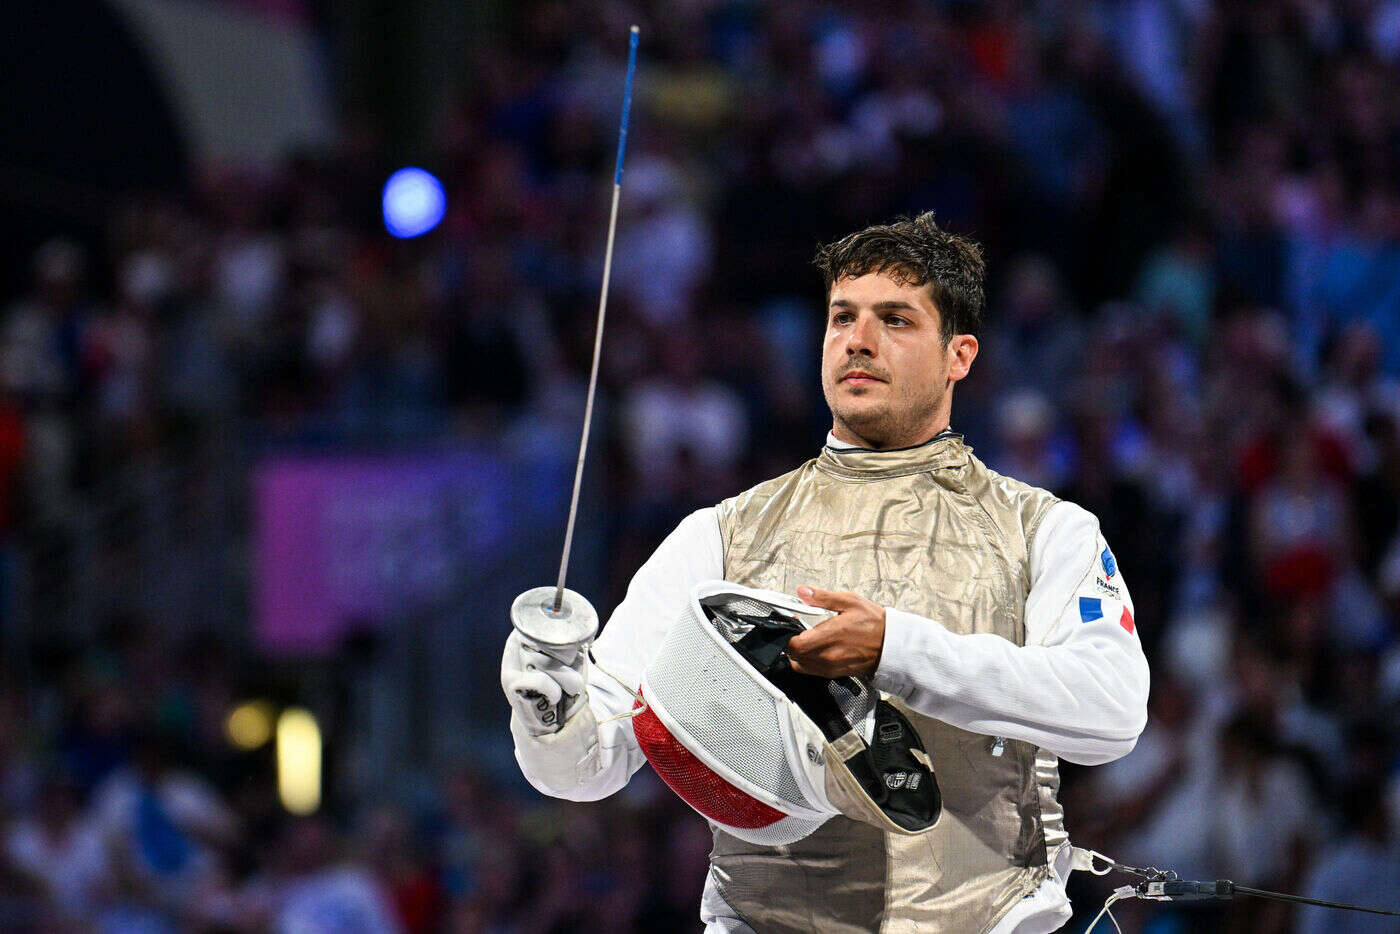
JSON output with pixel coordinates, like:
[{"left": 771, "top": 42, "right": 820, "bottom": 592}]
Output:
[{"left": 510, "top": 695, "right": 603, "bottom": 795}]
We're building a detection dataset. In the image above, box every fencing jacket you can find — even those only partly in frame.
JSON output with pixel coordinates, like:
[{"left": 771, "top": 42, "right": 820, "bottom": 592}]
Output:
[{"left": 511, "top": 431, "right": 1149, "bottom": 933}]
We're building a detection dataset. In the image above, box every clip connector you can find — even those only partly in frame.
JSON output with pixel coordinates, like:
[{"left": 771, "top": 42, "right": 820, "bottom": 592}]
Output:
[{"left": 1137, "top": 879, "right": 1234, "bottom": 901}]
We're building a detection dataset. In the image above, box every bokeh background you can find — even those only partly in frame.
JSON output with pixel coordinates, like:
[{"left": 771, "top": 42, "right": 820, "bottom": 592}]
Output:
[{"left": 2, "top": 0, "right": 1400, "bottom": 931}]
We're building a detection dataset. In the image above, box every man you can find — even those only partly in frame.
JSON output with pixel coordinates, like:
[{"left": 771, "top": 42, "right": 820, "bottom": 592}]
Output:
[{"left": 503, "top": 212, "right": 1150, "bottom": 933}]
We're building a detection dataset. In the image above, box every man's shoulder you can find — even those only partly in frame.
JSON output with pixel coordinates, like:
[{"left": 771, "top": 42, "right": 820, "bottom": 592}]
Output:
[
  {"left": 970, "top": 457, "right": 1115, "bottom": 564},
  {"left": 713, "top": 458, "right": 820, "bottom": 532},
  {"left": 965, "top": 451, "right": 1063, "bottom": 532}
]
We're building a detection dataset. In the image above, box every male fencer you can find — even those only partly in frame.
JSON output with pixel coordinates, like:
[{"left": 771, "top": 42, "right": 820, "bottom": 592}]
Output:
[{"left": 503, "top": 212, "right": 1150, "bottom": 933}]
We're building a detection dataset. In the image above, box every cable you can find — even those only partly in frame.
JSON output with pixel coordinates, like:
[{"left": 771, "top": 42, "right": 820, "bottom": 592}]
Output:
[
  {"left": 1232, "top": 884, "right": 1400, "bottom": 917},
  {"left": 1077, "top": 846, "right": 1400, "bottom": 919},
  {"left": 1084, "top": 887, "right": 1132, "bottom": 934},
  {"left": 591, "top": 653, "right": 649, "bottom": 724}
]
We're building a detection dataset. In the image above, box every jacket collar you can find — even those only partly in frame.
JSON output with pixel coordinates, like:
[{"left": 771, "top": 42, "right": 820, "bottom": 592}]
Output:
[{"left": 817, "top": 428, "right": 970, "bottom": 479}]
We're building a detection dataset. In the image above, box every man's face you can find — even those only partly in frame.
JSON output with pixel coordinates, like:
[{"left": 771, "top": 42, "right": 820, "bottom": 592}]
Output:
[{"left": 821, "top": 272, "right": 977, "bottom": 449}]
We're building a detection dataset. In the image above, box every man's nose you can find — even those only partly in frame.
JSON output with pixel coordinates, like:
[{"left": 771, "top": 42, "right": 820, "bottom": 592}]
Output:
[{"left": 846, "top": 314, "right": 877, "bottom": 355}]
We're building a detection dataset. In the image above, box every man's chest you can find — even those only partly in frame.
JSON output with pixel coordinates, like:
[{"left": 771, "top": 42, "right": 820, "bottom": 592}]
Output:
[{"left": 723, "top": 476, "right": 1028, "bottom": 641}]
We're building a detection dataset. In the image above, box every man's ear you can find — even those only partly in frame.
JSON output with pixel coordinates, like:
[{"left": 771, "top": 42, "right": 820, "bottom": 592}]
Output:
[{"left": 947, "top": 334, "right": 979, "bottom": 382}]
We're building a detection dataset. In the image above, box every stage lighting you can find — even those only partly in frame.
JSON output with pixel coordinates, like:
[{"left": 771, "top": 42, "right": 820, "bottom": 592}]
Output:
[
  {"left": 382, "top": 167, "right": 446, "bottom": 238},
  {"left": 276, "top": 707, "right": 322, "bottom": 815},
  {"left": 226, "top": 700, "right": 275, "bottom": 750}
]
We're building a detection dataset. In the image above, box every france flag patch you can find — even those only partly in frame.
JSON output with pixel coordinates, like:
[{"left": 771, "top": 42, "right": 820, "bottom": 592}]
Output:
[{"left": 1079, "top": 597, "right": 1103, "bottom": 622}]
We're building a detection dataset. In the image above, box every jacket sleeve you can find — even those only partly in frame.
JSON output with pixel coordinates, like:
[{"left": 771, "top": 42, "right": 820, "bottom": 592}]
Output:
[
  {"left": 511, "top": 507, "right": 725, "bottom": 799},
  {"left": 872, "top": 501, "right": 1149, "bottom": 765}
]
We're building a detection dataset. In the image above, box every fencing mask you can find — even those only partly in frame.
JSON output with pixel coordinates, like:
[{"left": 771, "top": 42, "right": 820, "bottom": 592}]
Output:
[{"left": 631, "top": 580, "right": 940, "bottom": 846}]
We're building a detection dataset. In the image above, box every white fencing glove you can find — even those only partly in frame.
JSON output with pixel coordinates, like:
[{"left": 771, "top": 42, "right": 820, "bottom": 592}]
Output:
[{"left": 501, "top": 630, "right": 589, "bottom": 736}]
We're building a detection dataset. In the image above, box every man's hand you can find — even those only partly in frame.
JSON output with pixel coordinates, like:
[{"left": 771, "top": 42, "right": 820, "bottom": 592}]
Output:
[
  {"left": 501, "top": 630, "right": 589, "bottom": 736},
  {"left": 786, "top": 586, "right": 886, "bottom": 679}
]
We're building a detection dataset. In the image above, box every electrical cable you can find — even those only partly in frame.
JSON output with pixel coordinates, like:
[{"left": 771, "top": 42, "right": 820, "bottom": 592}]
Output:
[
  {"left": 1084, "top": 887, "right": 1131, "bottom": 934},
  {"left": 1077, "top": 846, "right": 1400, "bottom": 924}
]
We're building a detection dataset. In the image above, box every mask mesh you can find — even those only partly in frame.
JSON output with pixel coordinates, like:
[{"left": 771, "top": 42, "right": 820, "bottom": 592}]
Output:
[
  {"left": 644, "top": 598, "right": 809, "bottom": 811},
  {"left": 704, "top": 594, "right": 877, "bottom": 745}
]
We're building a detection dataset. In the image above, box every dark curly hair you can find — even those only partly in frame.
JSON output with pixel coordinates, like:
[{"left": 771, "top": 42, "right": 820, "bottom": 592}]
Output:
[{"left": 812, "top": 211, "right": 986, "bottom": 341}]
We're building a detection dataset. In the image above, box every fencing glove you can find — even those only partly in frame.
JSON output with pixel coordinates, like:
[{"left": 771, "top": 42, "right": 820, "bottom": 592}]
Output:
[{"left": 501, "top": 630, "right": 589, "bottom": 736}]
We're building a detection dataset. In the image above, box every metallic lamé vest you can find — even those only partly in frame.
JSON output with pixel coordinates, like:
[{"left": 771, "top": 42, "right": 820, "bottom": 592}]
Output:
[{"left": 711, "top": 434, "right": 1063, "bottom": 934}]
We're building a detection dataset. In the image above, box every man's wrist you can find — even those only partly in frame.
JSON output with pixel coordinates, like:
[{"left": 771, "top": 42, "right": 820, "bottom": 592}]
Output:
[
  {"left": 511, "top": 698, "right": 602, "bottom": 792},
  {"left": 871, "top": 607, "right": 942, "bottom": 698},
  {"left": 864, "top": 606, "right": 887, "bottom": 679}
]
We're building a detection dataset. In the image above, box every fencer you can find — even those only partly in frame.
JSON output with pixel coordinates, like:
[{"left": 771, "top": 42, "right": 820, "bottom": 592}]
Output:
[{"left": 503, "top": 212, "right": 1150, "bottom": 933}]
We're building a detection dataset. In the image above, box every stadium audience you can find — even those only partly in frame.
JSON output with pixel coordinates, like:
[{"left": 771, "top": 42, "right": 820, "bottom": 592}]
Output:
[{"left": 4, "top": 0, "right": 1400, "bottom": 929}]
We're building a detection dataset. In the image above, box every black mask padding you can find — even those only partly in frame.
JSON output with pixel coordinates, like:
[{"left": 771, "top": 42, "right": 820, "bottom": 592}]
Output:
[
  {"left": 722, "top": 610, "right": 804, "bottom": 673},
  {"left": 845, "top": 702, "right": 941, "bottom": 830},
  {"left": 702, "top": 603, "right": 941, "bottom": 831}
]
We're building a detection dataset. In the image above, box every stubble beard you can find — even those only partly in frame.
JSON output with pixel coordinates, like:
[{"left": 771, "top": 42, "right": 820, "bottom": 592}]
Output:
[{"left": 828, "top": 382, "right": 943, "bottom": 450}]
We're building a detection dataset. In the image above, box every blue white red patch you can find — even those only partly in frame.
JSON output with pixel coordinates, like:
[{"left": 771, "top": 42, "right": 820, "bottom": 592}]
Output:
[
  {"left": 1079, "top": 597, "right": 1103, "bottom": 622},
  {"left": 1100, "top": 547, "right": 1117, "bottom": 579}
]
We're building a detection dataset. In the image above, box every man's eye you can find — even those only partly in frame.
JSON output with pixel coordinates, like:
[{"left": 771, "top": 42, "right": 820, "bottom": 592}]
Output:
[
  {"left": 886, "top": 316, "right": 908, "bottom": 326},
  {"left": 832, "top": 312, "right": 854, "bottom": 325}
]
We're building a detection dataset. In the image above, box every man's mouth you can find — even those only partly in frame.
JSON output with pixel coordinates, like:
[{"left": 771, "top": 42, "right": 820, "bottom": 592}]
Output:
[{"left": 841, "top": 370, "right": 885, "bottom": 384}]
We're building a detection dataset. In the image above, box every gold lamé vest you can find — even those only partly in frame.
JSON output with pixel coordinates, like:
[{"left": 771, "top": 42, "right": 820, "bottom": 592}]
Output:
[{"left": 711, "top": 433, "right": 1063, "bottom": 934}]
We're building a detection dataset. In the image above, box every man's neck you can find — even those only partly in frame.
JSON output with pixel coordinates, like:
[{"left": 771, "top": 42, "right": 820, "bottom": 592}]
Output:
[{"left": 826, "top": 425, "right": 955, "bottom": 450}]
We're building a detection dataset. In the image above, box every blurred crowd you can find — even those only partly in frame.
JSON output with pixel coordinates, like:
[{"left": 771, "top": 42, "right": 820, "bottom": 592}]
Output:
[
  {"left": 5, "top": 0, "right": 1400, "bottom": 930},
  {"left": 0, "top": 611, "right": 710, "bottom": 930}
]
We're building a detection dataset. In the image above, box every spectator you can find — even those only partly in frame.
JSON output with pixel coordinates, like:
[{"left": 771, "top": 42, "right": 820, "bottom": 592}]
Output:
[
  {"left": 1298, "top": 781, "right": 1400, "bottom": 934},
  {"left": 261, "top": 817, "right": 403, "bottom": 934},
  {"left": 3, "top": 772, "right": 110, "bottom": 922}
]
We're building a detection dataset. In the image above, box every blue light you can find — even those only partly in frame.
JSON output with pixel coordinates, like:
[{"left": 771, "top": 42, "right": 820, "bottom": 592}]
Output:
[{"left": 382, "top": 168, "right": 446, "bottom": 238}]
